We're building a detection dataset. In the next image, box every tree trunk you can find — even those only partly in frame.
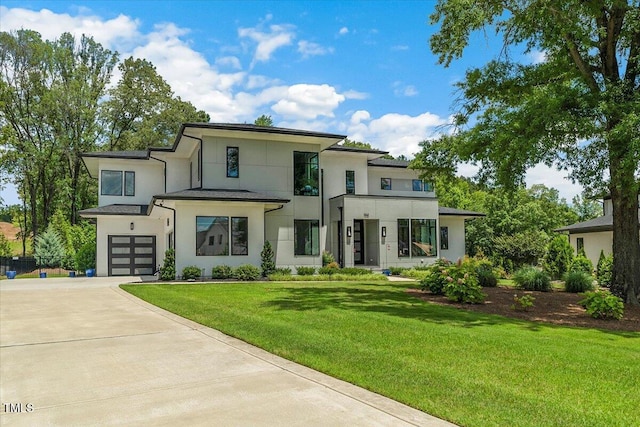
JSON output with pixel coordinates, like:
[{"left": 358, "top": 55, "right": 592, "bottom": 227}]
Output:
[{"left": 609, "top": 165, "right": 640, "bottom": 306}]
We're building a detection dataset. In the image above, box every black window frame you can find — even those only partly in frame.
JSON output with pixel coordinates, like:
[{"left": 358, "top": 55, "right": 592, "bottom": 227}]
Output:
[
  {"left": 346, "top": 170, "right": 355, "bottom": 194},
  {"left": 227, "top": 146, "right": 239, "bottom": 178},
  {"left": 101, "top": 170, "right": 135, "bottom": 197},
  {"left": 124, "top": 171, "right": 135, "bottom": 196},
  {"left": 231, "top": 216, "right": 248, "bottom": 255},
  {"left": 381, "top": 178, "right": 391, "bottom": 190},
  {"left": 293, "top": 151, "right": 319, "bottom": 196},
  {"left": 440, "top": 226, "right": 449, "bottom": 250},
  {"left": 294, "top": 219, "right": 320, "bottom": 256}
]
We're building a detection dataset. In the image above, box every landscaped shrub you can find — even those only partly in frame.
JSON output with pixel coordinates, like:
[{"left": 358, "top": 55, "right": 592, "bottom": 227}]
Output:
[
  {"left": 338, "top": 267, "right": 371, "bottom": 275},
  {"left": 34, "top": 227, "right": 65, "bottom": 268},
  {"left": 181, "top": 265, "right": 201, "bottom": 280},
  {"left": 75, "top": 242, "right": 96, "bottom": 271},
  {"left": 211, "top": 264, "right": 233, "bottom": 279},
  {"left": 569, "top": 256, "right": 593, "bottom": 275},
  {"left": 402, "top": 268, "right": 430, "bottom": 280},
  {"left": 542, "top": 235, "right": 574, "bottom": 279},
  {"left": 513, "top": 266, "right": 552, "bottom": 292},
  {"left": 260, "top": 241, "right": 276, "bottom": 277},
  {"left": 511, "top": 294, "right": 536, "bottom": 311},
  {"left": 318, "top": 262, "right": 340, "bottom": 275},
  {"left": 579, "top": 290, "right": 624, "bottom": 320},
  {"left": 274, "top": 267, "right": 292, "bottom": 275},
  {"left": 475, "top": 259, "right": 498, "bottom": 287},
  {"left": 492, "top": 231, "right": 547, "bottom": 270},
  {"left": 563, "top": 271, "right": 595, "bottom": 293},
  {"left": 596, "top": 253, "right": 613, "bottom": 287},
  {"left": 322, "top": 250, "right": 336, "bottom": 266},
  {"left": 420, "top": 270, "right": 448, "bottom": 295},
  {"left": 296, "top": 266, "right": 316, "bottom": 276},
  {"left": 389, "top": 267, "right": 406, "bottom": 276},
  {"left": 233, "top": 264, "right": 261, "bottom": 281},
  {"left": 443, "top": 265, "right": 485, "bottom": 304},
  {"left": 159, "top": 249, "right": 176, "bottom": 280}
]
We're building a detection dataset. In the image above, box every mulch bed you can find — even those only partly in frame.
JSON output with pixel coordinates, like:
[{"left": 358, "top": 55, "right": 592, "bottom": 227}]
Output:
[{"left": 407, "top": 286, "right": 640, "bottom": 332}]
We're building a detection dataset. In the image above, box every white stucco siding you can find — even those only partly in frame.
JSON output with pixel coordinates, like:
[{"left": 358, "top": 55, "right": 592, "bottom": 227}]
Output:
[
  {"left": 98, "top": 159, "right": 164, "bottom": 206},
  {"left": 173, "top": 201, "right": 266, "bottom": 275},
  {"left": 320, "top": 153, "right": 369, "bottom": 199},
  {"left": 367, "top": 167, "right": 435, "bottom": 198},
  {"left": 165, "top": 157, "right": 190, "bottom": 193},
  {"left": 438, "top": 217, "right": 467, "bottom": 262},
  {"left": 569, "top": 232, "right": 613, "bottom": 267},
  {"left": 95, "top": 216, "right": 164, "bottom": 277}
]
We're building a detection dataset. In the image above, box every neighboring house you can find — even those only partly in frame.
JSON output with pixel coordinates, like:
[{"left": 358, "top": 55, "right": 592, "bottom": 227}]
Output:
[
  {"left": 555, "top": 195, "right": 640, "bottom": 267},
  {"left": 80, "top": 123, "right": 483, "bottom": 277}
]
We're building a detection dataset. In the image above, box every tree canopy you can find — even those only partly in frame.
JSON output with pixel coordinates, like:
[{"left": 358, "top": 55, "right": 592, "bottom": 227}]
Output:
[
  {"left": 0, "top": 30, "right": 209, "bottom": 241},
  {"left": 416, "top": 0, "right": 640, "bottom": 304}
]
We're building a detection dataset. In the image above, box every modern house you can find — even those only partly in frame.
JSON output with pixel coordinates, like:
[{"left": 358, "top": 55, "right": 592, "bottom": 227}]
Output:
[
  {"left": 556, "top": 195, "right": 640, "bottom": 267},
  {"left": 80, "top": 123, "right": 483, "bottom": 277}
]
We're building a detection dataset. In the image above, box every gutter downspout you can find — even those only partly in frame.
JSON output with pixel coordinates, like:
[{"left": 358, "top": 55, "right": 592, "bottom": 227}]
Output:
[
  {"left": 152, "top": 201, "right": 177, "bottom": 277},
  {"left": 149, "top": 156, "right": 167, "bottom": 193},
  {"left": 182, "top": 134, "right": 203, "bottom": 189},
  {"left": 264, "top": 204, "right": 285, "bottom": 246}
]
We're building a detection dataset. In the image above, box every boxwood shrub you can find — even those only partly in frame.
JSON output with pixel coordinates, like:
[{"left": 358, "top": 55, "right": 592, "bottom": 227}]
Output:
[
  {"left": 233, "top": 264, "right": 261, "bottom": 281},
  {"left": 211, "top": 265, "right": 233, "bottom": 279},
  {"left": 181, "top": 265, "right": 201, "bottom": 280}
]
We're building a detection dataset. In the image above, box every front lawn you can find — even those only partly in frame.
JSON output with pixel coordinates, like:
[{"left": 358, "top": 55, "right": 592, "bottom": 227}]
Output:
[{"left": 121, "top": 281, "right": 639, "bottom": 427}]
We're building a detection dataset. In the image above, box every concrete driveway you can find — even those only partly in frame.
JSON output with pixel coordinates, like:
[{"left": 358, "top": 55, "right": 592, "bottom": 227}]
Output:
[{"left": 0, "top": 277, "right": 455, "bottom": 426}]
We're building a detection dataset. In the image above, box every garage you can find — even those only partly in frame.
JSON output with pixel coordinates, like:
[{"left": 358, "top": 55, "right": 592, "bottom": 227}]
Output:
[{"left": 108, "top": 235, "right": 156, "bottom": 276}]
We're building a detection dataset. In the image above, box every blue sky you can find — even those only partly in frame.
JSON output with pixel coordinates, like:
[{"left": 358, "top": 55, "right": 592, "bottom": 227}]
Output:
[{"left": 0, "top": 0, "right": 581, "bottom": 205}]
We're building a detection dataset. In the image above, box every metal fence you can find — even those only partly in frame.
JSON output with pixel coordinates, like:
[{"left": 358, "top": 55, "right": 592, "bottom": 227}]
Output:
[{"left": 0, "top": 256, "right": 37, "bottom": 275}]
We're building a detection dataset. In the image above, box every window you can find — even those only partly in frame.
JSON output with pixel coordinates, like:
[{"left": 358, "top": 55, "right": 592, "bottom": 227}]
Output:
[
  {"left": 227, "top": 147, "right": 239, "bottom": 178},
  {"left": 381, "top": 178, "right": 392, "bottom": 190},
  {"left": 398, "top": 218, "right": 437, "bottom": 258},
  {"left": 294, "top": 152, "right": 319, "bottom": 196},
  {"left": 196, "top": 216, "right": 229, "bottom": 256},
  {"left": 101, "top": 170, "right": 135, "bottom": 196},
  {"left": 577, "top": 237, "right": 584, "bottom": 254},
  {"left": 294, "top": 220, "right": 319, "bottom": 255},
  {"left": 440, "top": 226, "right": 449, "bottom": 250},
  {"left": 124, "top": 171, "right": 135, "bottom": 196},
  {"left": 398, "top": 219, "right": 410, "bottom": 257},
  {"left": 412, "top": 179, "right": 422, "bottom": 191},
  {"left": 231, "top": 217, "right": 248, "bottom": 255},
  {"left": 423, "top": 181, "right": 434, "bottom": 192},
  {"left": 346, "top": 170, "right": 355, "bottom": 194}
]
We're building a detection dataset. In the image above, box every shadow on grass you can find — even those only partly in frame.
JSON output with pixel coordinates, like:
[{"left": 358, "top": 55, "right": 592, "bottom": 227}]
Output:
[
  {"left": 261, "top": 282, "right": 541, "bottom": 330},
  {"left": 261, "top": 282, "right": 640, "bottom": 338}
]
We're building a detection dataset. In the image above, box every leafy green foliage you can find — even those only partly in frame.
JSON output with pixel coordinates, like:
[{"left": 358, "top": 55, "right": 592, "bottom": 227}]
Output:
[
  {"left": 336, "top": 267, "right": 371, "bottom": 276},
  {"left": 296, "top": 266, "right": 316, "bottom": 276},
  {"left": 260, "top": 241, "right": 275, "bottom": 277},
  {"left": 322, "top": 250, "right": 335, "bottom": 266},
  {"left": 274, "top": 267, "right": 292, "bottom": 275},
  {"left": 543, "top": 235, "right": 574, "bottom": 280},
  {"left": 159, "top": 249, "right": 175, "bottom": 281},
  {"left": 475, "top": 260, "right": 498, "bottom": 287},
  {"left": 597, "top": 254, "right": 614, "bottom": 288},
  {"left": 444, "top": 270, "right": 485, "bottom": 304},
  {"left": 233, "top": 264, "right": 261, "bottom": 281},
  {"left": 492, "top": 231, "right": 547, "bottom": 271},
  {"left": 420, "top": 259, "right": 453, "bottom": 294},
  {"left": 211, "top": 264, "right": 233, "bottom": 279},
  {"left": 513, "top": 267, "right": 552, "bottom": 292},
  {"left": 389, "top": 267, "right": 407, "bottom": 276},
  {"left": 564, "top": 271, "right": 595, "bottom": 293},
  {"left": 75, "top": 242, "right": 96, "bottom": 271},
  {"left": 0, "top": 233, "right": 11, "bottom": 257},
  {"left": 181, "top": 265, "right": 201, "bottom": 280},
  {"left": 569, "top": 256, "right": 593, "bottom": 275},
  {"left": 318, "top": 262, "right": 340, "bottom": 275},
  {"left": 254, "top": 114, "right": 273, "bottom": 127},
  {"left": 34, "top": 227, "right": 65, "bottom": 267},
  {"left": 579, "top": 290, "right": 624, "bottom": 320},
  {"left": 511, "top": 294, "right": 535, "bottom": 312}
]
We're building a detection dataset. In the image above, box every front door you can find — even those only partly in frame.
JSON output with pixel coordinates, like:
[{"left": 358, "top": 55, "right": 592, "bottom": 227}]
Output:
[{"left": 353, "top": 219, "right": 364, "bottom": 265}]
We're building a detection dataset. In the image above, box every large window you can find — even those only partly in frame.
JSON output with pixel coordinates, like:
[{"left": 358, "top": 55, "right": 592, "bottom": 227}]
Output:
[
  {"left": 227, "top": 147, "right": 239, "bottom": 178},
  {"left": 346, "top": 170, "right": 355, "bottom": 194},
  {"left": 294, "top": 152, "right": 319, "bottom": 196},
  {"left": 294, "top": 220, "right": 319, "bottom": 255},
  {"left": 101, "top": 170, "right": 135, "bottom": 196},
  {"left": 196, "top": 216, "right": 249, "bottom": 256},
  {"left": 397, "top": 218, "right": 437, "bottom": 257}
]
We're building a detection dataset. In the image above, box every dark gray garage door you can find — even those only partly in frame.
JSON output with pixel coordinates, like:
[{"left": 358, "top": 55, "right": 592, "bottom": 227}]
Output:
[{"left": 108, "top": 235, "right": 156, "bottom": 276}]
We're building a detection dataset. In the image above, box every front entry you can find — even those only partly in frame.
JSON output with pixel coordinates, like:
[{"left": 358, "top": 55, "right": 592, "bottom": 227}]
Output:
[{"left": 353, "top": 219, "right": 364, "bottom": 265}]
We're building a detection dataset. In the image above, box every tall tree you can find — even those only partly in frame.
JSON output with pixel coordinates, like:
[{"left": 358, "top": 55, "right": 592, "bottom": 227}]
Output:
[
  {"left": 254, "top": 114, "right": 273, "bottom": 127},
  {"left": 417, "top": 0, "right": 640, "bottom": 304}
]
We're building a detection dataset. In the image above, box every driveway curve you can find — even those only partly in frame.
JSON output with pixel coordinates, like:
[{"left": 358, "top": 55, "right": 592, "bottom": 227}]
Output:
[{"left": 0, "top": 277, "right": 455, "bottom": 426}]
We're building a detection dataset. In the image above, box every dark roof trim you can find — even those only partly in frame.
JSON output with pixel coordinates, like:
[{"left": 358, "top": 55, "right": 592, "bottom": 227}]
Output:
[
  {"left": 325, "top": 144, "right": 388, "bottom": 155},
  {"left": 151, "top": 189, "right": 290, "bottom": 205},
  {"left": 555, "top": 215, "right": 613, "bottom": 233},
  {"left": 329, "top": 194, "right": 437, "bottom": 202},
  {"left": 81, "top": 150, "right": 150, "bottom": 160},
  {"left": 367, "top": 158, "right": 410, "bottom": 168},
  {"left": 438, "top": 207, "right": 486, "bottom": 217},
  {"left": 79, "top": 204, "right": 149, "bottom": 216}
]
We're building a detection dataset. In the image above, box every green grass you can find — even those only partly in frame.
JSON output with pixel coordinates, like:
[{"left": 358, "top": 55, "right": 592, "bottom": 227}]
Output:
[{"left": 121, "top": 281, "right": 640, "bottom": 427}]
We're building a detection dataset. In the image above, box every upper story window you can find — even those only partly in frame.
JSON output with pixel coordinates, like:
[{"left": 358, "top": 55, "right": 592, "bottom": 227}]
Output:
[
  {"left": 227, "top": 147, "right": 239, "bottom": 178},
  {"left": 381, "top": 178, "right": 392, "bottom": 190},
  {"left": 294, "top": 151, "right": 319, "bottom": 196},
  {"left": 101, "top": 170, "right": 135, "bottom": 196},
  {"left": 423, "top": 181, "right": 434, "bottom": 192},
  {"left": 346, "top": 170, "right": 355, "bottom": 194},
  {"left": 412, "top": 179, "right": 423, "bottom": 191}
]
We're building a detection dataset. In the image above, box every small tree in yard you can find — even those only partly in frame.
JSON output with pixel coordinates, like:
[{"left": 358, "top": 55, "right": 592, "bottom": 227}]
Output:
[
  {"left": 260, "top": 241, "right": 275, "bottom": 277},
  {"left": 0, "top": 233, "right": 11, "bottom": 257},
  {"left": 34, "top": 227, "right": 65, "bottom": 268},
  {"left": 543, "top": 235, "right": 574, "bottom": 280},
  {"left": 159, "top": 248, "right": 175, "bottom": 281},
  {"left": 75, "top": 242, "right": 96, "bottom": 271}
]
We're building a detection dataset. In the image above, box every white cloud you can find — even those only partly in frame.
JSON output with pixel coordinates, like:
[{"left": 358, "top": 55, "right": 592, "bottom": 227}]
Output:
[
  {"left": 347, "top": 111, "right": 448, "bottom": 158},
  {"left": 271, "top": 84, "right": 346, "bottom": 120},
  {"left": 297, "top": 40, "right": 334, "bottom": 58},
  {"left": 215, "top": 56, "right": 242, "bottom": 70},
  {"left": 238, "top": 23, "right": 295, "bottom": 66},
  {"left": 524, "top": 164, "right": 582, "bottom": 202},
  {"left": 393, "top": 81, "right": 418, "bottom": 97},
  {"left": 343, "top": 90, "right": 369, "bottom": 100},
  {"left": 0, "top": 6, "right": 141, "bottom": 51},
  {"left": 338, "top": 27, "right": 349, "bottom": 35},
  {"left": 527, "top": 49, "right": 547, "bottom": 64}
]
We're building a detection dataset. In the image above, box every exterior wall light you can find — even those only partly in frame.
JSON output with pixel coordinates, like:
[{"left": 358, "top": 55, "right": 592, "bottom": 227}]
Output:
[
  {"left": 381, "top": 226, "right": 386, "bottom": 238},
  {"left": 130, "top": 222, "right": 134, "bottom": 230},
  {"left": 346, "top": 226, "right": 352, "bottom": 237}
]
